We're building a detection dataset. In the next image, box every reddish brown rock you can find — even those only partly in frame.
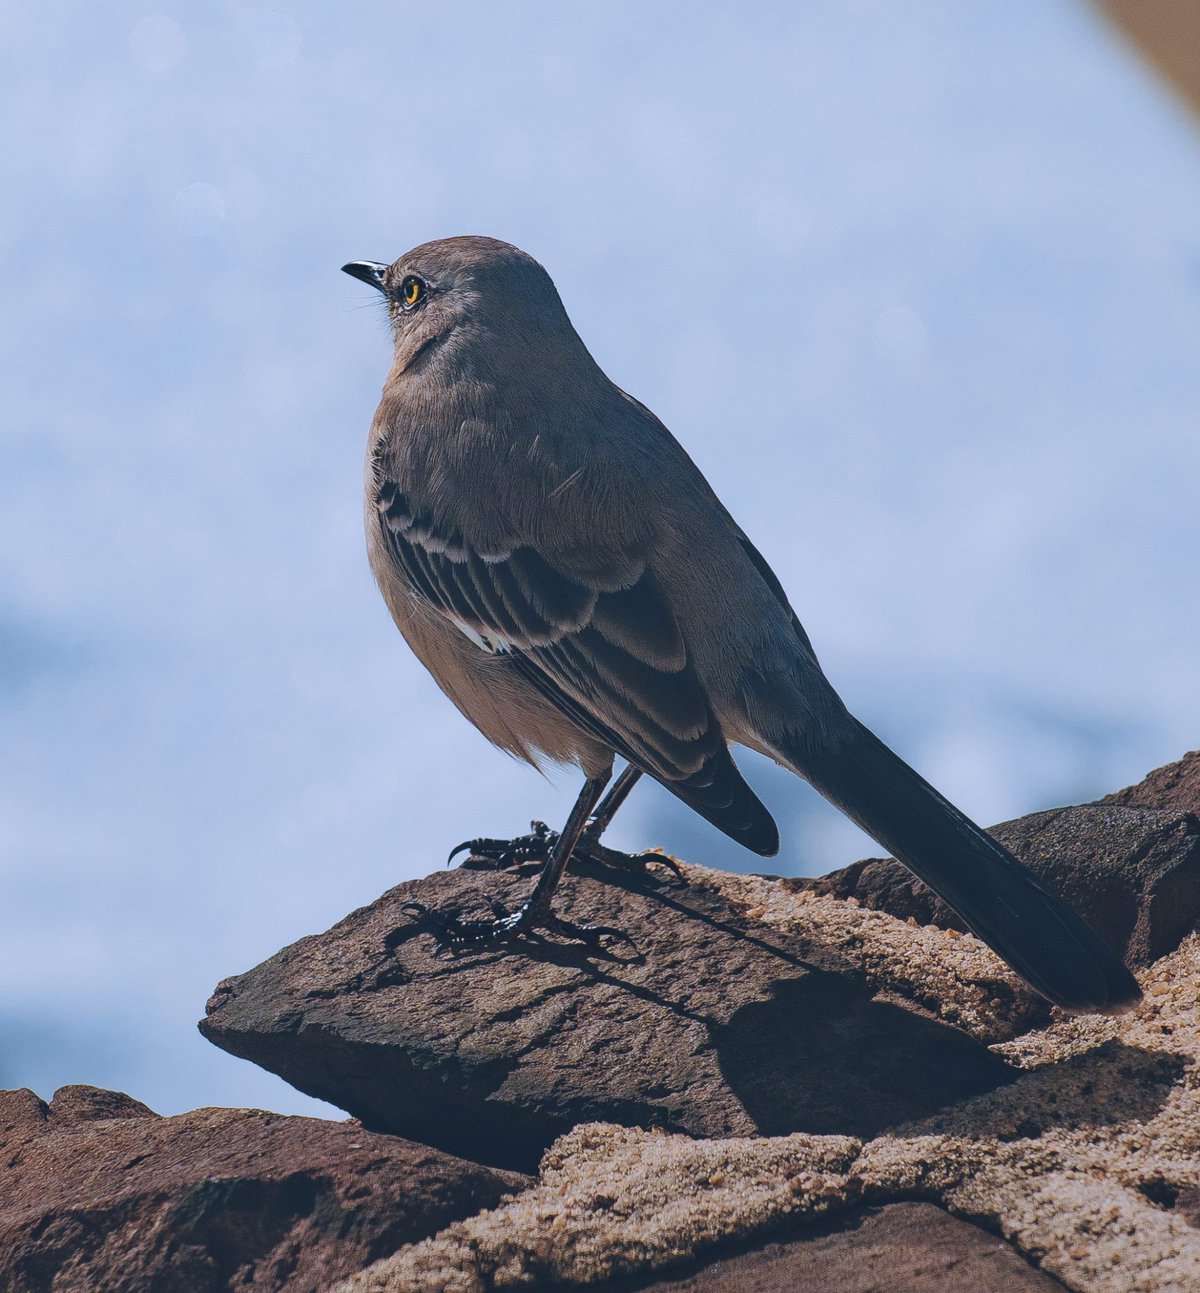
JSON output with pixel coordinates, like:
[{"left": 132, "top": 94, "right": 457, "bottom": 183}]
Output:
[
  {"left": 794, "top": 755, "right": 1200, "bottom": 968},
  {"left": 1098, "top": 749, "right": 1200, "bottom": 814},
  {"left": 46, "top": 1083, "right": 155, "bottom": 1122},
  {"left": 0, "top": 1085, "right": 526, "bottom": 1293},
  {"left": 200, "top": 861, "right": 1013, "bottom": 1172},
  {"left": 622, "top": 1203, "right": 1065, "bottom": 1292}
]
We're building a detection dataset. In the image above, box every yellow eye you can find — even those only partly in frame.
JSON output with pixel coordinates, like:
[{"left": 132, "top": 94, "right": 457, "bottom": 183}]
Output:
[{"left": 400, "top": 276, "right": 425, "bottom": 308}]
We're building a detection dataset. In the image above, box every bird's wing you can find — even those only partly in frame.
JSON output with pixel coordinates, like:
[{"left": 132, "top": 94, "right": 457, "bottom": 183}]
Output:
[
  {"left": 374, "top": 478, "right": 778, "bottom": 855},
  {"left": 735, "top": 533, "right": 819, "bottom": 663},
  {"left": 615, "top": 385, "right": 819, "bottom": 664}
]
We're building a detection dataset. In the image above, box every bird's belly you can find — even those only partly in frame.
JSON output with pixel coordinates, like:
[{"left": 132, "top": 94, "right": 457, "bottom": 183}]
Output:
[{"left": 367, "top": 533, "right": 610, "bottom": 775}]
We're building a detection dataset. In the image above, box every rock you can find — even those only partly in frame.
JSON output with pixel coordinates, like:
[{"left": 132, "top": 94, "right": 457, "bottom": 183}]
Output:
[
  {"left": 0, "top": 1084, "right": 527, "bottom": 1293},
  {"left": 332, "top": 931, "right": 1200, "bottom": 1293},
  {"left": 623, "top": 1203, "right": 1065, "bottom": 1292},
  {"left": 200, "top": 860, "right": 1016, "bottom": 1171},
  {"left": 793, "top": 772, "right": 1200, "bottom": 967},
  {"left": 46, "top": 1083, "right": 156, "bottom": 1122},
  {"left": 1098, "top": 750, "right": 1200, "bottom": 815},
  {"left": 0, "top": 1088, "right": 51, "bottom": 1135}
]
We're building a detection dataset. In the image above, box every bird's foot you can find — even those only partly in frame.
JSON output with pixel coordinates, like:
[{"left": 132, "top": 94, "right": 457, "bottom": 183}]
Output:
[
  {"left": 576, "top": 833, "right": 689, "bottom": 887},
  {"left": 447, "top": 820, "right": 686, "bottom": 886},
  {"left": 447, "top": 821, "right": 557, "bottom": 871},
  {"left": 399, "top": 896, "right": 633, "bottom": 954}
]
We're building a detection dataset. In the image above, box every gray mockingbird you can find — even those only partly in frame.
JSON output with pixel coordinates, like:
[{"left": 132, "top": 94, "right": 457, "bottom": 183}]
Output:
[{"left": 342, "top": 236, "right": 1139, "bottom": 1014}]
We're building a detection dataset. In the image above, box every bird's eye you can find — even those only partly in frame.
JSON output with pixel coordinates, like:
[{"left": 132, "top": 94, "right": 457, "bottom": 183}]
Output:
[{"left": 399, "top": 276, "right": 425, "bottom": 309}]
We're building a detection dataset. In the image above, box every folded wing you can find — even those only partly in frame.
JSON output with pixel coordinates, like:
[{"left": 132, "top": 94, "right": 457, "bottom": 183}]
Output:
[{"left": 375, "top": 479, "right": 778, "bottom": 855}]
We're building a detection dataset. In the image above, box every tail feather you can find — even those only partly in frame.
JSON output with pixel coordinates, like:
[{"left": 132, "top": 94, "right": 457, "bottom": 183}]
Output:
[
  {"left": 788, "top": 718, "right": 1140, "bottom": 1013},
  {"left": 666, "top": 746, "right": 780, "bottom": 858}
]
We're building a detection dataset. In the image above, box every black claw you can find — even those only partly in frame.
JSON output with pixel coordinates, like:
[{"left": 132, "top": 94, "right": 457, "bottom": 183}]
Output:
[
  {"left": 639, "top": 850, "right": 688, "bottom": 885},
  {"left": 575, "top": 839, "right": 689, "bottom": 886},
  {"left": 444, "top": 822, "right": 560, "bottom": 871}
]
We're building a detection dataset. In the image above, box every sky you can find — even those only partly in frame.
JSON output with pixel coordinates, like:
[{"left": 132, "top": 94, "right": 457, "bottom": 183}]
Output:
[{"left": 2, "top": 2, "right": 1198, "bottom": 1119}]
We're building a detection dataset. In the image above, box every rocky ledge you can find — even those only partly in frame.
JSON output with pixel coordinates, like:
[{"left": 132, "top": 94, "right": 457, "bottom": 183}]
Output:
[
  {"left": 200, "top": 846, "right": 1026, "bottom": 1173},
  {"left": 0, "top": 1084, "right": 526, "bottom": 1293},
  {"left": 7, "top": 751, "right": 1200, "bottom": 1291}
]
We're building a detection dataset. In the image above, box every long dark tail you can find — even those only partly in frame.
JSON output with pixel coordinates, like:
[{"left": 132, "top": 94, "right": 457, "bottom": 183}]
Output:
[{"left": 788, "top": 717, "right": 1140, "bottom": 1013}]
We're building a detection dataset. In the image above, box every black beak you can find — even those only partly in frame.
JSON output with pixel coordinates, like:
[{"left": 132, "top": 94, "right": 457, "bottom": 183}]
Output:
[{"left": 341, "top": 260, "right": 389, "bottom": 293}]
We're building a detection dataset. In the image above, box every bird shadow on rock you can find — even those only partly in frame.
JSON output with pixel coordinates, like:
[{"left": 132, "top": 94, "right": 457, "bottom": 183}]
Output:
[
  {"left": 440, "top": 856, "right": 842, "bottom": 985},
  {"left": 446, "top": 856, "right": 817, "bottom": 976},
  {"left": 409, "top": 861, "right": 1023, "bottom": 1140}
]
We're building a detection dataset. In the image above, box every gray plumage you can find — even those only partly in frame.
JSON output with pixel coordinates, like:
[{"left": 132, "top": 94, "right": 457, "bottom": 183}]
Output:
[{"left": 344, "top": 235, "right": 1139, "bottom": 1014}]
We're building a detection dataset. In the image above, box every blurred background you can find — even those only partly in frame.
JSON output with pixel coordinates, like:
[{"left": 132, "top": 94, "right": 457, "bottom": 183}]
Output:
[{"left": 2, "top": 2, "right": 1197, "bottom": 1118}]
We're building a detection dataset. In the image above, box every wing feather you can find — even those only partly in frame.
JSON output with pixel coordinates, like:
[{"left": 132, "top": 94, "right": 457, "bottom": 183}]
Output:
[{"left": 373, "top": 480, "right": 778, "bottom": 854}]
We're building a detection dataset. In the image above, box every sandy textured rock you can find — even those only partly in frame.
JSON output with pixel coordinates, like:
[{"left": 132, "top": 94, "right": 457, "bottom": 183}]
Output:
[
  {"left": 794, "top": 799, "right": 1200, "bottom": 968},
  {"left": 0, "top": 1085, "right": 526, "bottom": 1293},
  {"left": 332, "top": 933, "right": 1200, "bottom": 1293},
  {"left": 201, "top": 859, "right": 1020, "bottom": 1171},
  {"left": 624, "top": 1203, "right": 1065, "bottom": 1291}
]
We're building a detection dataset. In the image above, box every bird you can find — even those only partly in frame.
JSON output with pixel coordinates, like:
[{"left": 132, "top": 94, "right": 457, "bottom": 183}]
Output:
[{"left": 342, "top": 235, "right": 1140, "bottom": 1014}]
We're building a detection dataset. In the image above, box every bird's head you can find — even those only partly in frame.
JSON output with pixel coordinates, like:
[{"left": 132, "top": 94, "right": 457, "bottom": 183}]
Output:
[{"left": 342, "top": 235, "right": 580, "bottom": 378}]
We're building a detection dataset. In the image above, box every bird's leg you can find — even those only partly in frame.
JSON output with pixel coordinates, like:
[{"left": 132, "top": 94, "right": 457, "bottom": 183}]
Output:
[
  {"left": 405, "top": 774, "right": 634, "bottom": 949},
  {"left": 447, "top": 763, "right": 684, "bottom": 885},
  {"left": 574, "top": 765, "right": 686, "bottom": 884},
  {"left": 583, "top": 763, "right": 643, "bottom": 838}
]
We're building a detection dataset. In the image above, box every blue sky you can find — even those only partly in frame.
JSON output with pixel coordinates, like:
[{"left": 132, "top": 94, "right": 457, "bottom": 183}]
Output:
[{"left": 2, "top": 2, "right": 1198, "bottom": 1118}]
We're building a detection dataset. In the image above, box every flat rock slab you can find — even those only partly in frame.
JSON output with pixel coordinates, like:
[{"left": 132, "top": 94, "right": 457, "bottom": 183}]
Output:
[
  {"left": 623, "top": 1203, "right": 1064, "bottom": 1292},
  {"left": 0, "top": 1084, "right": 526, "bottom": 1293},
  {"left": 201, "top": 861, "right": 1013, "bottom": 1171},
  {"left": 796, "top": 799, "right": 1200, "bottom": 967}
]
